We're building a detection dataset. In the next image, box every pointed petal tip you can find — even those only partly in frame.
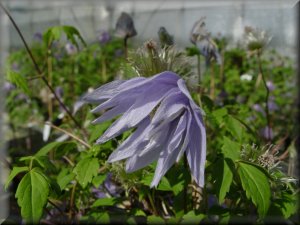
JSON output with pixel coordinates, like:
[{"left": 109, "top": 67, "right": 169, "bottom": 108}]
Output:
[{"left": 95, "top": 137, "right": 106, "bottom": 145}]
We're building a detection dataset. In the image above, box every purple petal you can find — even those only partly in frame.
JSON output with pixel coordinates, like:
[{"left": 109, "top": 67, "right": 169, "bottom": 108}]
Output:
[
  {"left": 151, "top": 113, "right": 188, "bottom": 187},
  {"left": 125, "top": 122, "right": 172, "bottom": 173},
  {"left": 107, "top": 117, "right": 151, "bottom": 162},
  {"left": 96, "top": 82, "right": 177, "bottom": 144},
  {"left": 186, "top": 106, "right": 206, "bottom": 187},
  {"left": 150, "top": 89, "right": 187, "bottom": 132},
  {"left": 84, "top": 80, "right": 126, "bottom": 103}
]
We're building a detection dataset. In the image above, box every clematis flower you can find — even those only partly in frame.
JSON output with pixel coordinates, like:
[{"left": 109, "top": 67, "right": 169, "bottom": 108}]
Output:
[
  {"left": 115, "top": 12, "right": 137, "bottom": 39},
  {"left": 190, "top": 17, "right": 221, "bottom": 66},
  {"left": 84, "top": 71, "right": 206, "bottom": 188}
]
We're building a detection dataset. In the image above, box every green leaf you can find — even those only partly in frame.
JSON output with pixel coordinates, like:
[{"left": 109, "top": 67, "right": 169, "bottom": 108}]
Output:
[
  {"left": 212, "top": 108, "right": 228, "bottom": 125},
  {"left": 5, "top": 166, "right": 29, "bottom": 190},
  {"left": 35, "top": 141, "right": 76, "bottom": 157},
  {"left": 142, "top": 174, "right": 172, "bottom": 191},
  {"left": 157, "top": 177, "right": 172, "bottom": 191},
  {"left": 180, "top": 211, "right": 205, "bottom": 224},
  {"left": 132, "top": 209, "right": 146, "bottom": 216},
  {"left": 213, "top": 158, "right": 233, "bottom": 203},
  {"left": 43, "top": 25, "right": 86, "bottom": 48},
  {"left": 57, "top": 168, "right": 75, "bottom": 190},
  {"left": 34, "top": 156, "right": 56, "bottom": 172},
  {"left": 15, "top": 168, "right": 50, "bottom": 223},
  {"left": 89, "top": 121, "right": 112, "bottom": 144},
  {"left": 225, "top": 115, "right": 244, "bottom": 142},
  {"left": 185, "top": 46, "right": 200, "bottom": 56},
  {"left": 6, "top": 69, "right": 30, "bottom": 95},
  {"left": 271, "top": 193, "right": 298, "bottom": 219},
  {"left": 147, "top": 215, "right": 165, "bottom": 224},
  {"left": 237, "top": 161, "right": 271, "bottom": 217},
  {"left": 92, "top": 198, "right": 116, "bottom": 207},
  {"left": 92, "top": 174, "right": 107, "bottom": 187},
  {"left": 221, "top": 136, "right": 241, "bottom": 160},
  {"left": 73, "top": 157, "right": 99, "bottom": 188}
]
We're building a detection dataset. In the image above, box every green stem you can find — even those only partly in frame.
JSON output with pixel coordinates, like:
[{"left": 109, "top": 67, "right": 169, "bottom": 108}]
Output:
[
  {"left": 29, "top": 159, "right": 33, "bottom": 170},
  {"left": 210, "top": 62, "right": 215, "bottom": 100},
  {"left": 257, "top": 52, "right": 271, "bottom": 141},
  {"left": 101, "top": 57, "right": 107, "bottom": 83},
  {"left": 196, "top": 54, "right": 203, "bottom": 109},
  {"left": 183, "top": 155, "right": 188, "bottom": 213},
  {"left": 124, "top": 37, "right": 128, "bottom": 60},
  {"left": 69, "top": 181, "right": 77, "bottom": 221},
  {"left": 197, "top": 54, "right": 201, "bottom": 85},
  {"left": 148, "top": 190, "right": 158, "bottom": 216}
]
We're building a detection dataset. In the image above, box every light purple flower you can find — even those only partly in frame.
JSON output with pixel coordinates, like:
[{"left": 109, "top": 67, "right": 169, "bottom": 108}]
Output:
[
  {"left": 55, "top": 86, "right": 64, "bottom": 100},
  {"left": 267, "top": 97, "right": 278, "bottom": 112},
  {"left": 266, "top": 80, "right": 275, "bottom": 92},
  {"left": 33, "top": 32, "right": 43, "bottom": 42},
  {"left": 91, "top": 173, "right": 122, "bottom": 198},
  {"left": 115, "top": 12, "right": 137, "bottom": 39},
  {"left": 65, "top": 43, "right": 77, "bottom": 55},
  {"left": 3, "top": 81, "right": 16, "bottom": 93},
  {"left": 84, "top": 71, "right": 206, "bottom": 188},
  {"left": 114, "top": 49, "right": 123, "bottom": 57},
  {"left": 260, "top": 126, "right": 273, "bottom": 140},
  {"left": 98, "top": 30, "right": 111, "bottom": 44},
  {"left": 252, "top": 103, "right": 265, "bottom": 116}
]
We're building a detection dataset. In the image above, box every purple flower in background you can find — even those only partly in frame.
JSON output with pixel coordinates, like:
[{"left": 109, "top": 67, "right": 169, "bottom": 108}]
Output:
[
  {"left": 84, "top": 71, "right": 206, "bottom": 188},
  {"left": 114, "top": 49, "right": 123, "bottom": 57},
  {"left": 33, "top": 32, "right": 43, "bottom": 42},
  {"left": 98, "top": 30, "right": 111, "bottom": 44},
  {"left": 12, "top": 62, "right": 20, "bottom": 71},
  {"left": 55, "top": 86, "right": 64, "bottom": 100},
  {"left": 115, "top": 12, "right": 137, "bottom": 39},
  {"left": 266, "top": 80, "right": 275, "bottom": 91},
  {"left": 260, "top": 126, "right": 274, "bottom": 140},
  {"left": 252, "top": 103, "right": 265, "bottom": 116},
  {"left": 3, "top": 81, "right": 16, "bottom": 93},
  {"left": 267, "top": 96, "right": 279, "bottom": 112},
  {"left": 15, "top": 93, "right": 30, "bottom": 102},
  {"left": 54, "top": 52, "right": 64, "bottom": 61},
  {"left": 91, "top": 173, "right": 122, "bottom": 198},
  {"left": 65, "top": 43, "right": 77, "bottom": 55}
]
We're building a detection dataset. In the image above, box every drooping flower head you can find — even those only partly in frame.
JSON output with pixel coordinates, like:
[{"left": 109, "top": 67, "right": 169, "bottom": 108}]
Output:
[
  {"left": 115, "top": 12, "right": 137, "bottom": 39},
  {"left": 157, "top": 26, "right": 174, "bottom": 48},
  {"left": 84, "top": 71, "right": 206, "bottom": 188},
  {"left": 244, "top": 26, "right": 272, "bottom": 52},
  {"left": 190, "top": 17, "right": 221, "bottom": 65}
]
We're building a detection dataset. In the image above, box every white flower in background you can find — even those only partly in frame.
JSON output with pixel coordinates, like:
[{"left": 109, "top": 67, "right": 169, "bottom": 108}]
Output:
[
  {"left": 240, "top": 74, "right": 253, "bottom": 81},
  {"left": 244, "top": 26, "right": 272, "bottom": 51}
]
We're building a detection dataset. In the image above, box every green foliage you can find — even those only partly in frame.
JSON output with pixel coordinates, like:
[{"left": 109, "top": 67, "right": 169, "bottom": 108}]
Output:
[
  {"left": 221, "top": 137, "right": 241, "bottom": 160},
  {"left": 15, "top": 168, "right": 50, "bottom": 223},
  {"left": 6, "top": 69, "right": 30, "bottom": 95},
  {"left": 237, "top": 161, "right": 271, "bottom": 217},
  {"left": 43, "top": 25, "right": 86, "bottom": 47},
  {"left": 180, "top": 211, "right": 205, "bottom": 224},
  {"left": 212, "top": 157, "right": 234, "bottom": 203},
  {"left": 5, "top": 166, "right": 29, "bottom": 190},
  {"left": 73, "top": 156, "right": 100, "bottom": 188}
]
